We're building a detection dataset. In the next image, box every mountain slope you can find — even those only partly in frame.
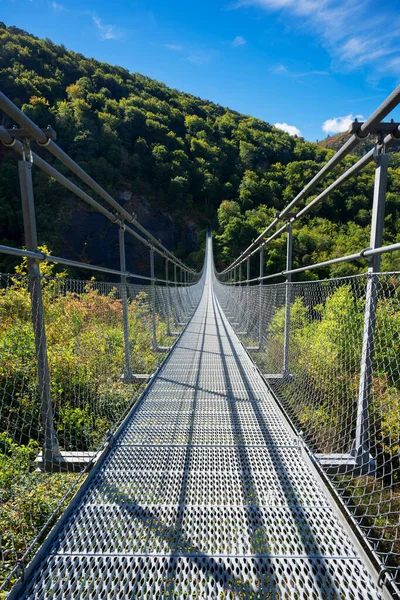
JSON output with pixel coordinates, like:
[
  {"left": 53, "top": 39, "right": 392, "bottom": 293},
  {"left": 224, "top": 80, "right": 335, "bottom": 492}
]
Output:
[{"left": 1, "top": 23, "right": 400, "bottom": 278}]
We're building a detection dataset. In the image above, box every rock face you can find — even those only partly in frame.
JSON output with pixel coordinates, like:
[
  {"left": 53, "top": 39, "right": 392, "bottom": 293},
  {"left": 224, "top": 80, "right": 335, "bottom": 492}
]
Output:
[{"left": 62, "top": 193, "right": 198, "bottom": 279}]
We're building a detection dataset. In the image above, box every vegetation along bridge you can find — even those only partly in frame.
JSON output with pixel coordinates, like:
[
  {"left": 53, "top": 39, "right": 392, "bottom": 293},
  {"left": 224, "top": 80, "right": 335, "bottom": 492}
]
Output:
[{"left": 1, "top": 87, "right": 400, "bottom": 598}]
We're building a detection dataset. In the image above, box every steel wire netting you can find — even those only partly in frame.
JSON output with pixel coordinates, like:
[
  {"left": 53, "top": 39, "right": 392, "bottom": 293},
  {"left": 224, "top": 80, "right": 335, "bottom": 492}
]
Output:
[
  {"left": 214, "top": 272, "right": 400, "bottom": 586},
  {"left": 0, "top": 270, "right": 203, "bottom": 592}
]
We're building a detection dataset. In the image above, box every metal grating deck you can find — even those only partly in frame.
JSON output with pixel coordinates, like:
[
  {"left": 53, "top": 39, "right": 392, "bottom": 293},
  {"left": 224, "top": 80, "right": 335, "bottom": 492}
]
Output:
[{"left": 13, "top": 238, "right": 384, "bottom": 599}]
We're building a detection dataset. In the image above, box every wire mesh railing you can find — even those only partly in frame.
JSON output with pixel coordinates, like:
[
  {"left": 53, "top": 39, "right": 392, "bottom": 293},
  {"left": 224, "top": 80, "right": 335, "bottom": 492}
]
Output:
[
  {"left": 0, "top": 265, "right": 204, "bottom": 593},
  {"left": 0, "top": 89, "right": 205, "bottom": 594},
  {"left": 214, "top": 272, "right": 400, "bottom": 586},
  {"left": 214, "top": 85, "right": 400, "bottom": 596}
]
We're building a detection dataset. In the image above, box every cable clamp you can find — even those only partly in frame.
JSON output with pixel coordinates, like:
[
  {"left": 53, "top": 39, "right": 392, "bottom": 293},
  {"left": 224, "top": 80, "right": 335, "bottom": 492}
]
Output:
[
  {"left": 377, "top": 567, "right": 392, "bottom": 589},
  {"left": 360, "top": 247, "right": 372, "bottom": 258},
  {"left": 22, "top": 138, "right": 33, "bottom": 166},
  {"left": 3, "top": 136, "right": 17, "bottom": 148},
  {"left": 36, "top": 125, "right": 57, "bottom": 146},
  {"left": 16, "top": 557, "right": 25, "bottom": 582},
  {"left": 37, "top": 136, "right": 52, "bottom": 147}
]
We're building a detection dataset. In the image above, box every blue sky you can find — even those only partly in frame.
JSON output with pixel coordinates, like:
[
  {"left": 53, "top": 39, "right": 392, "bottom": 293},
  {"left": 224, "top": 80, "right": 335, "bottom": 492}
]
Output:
[{"left": 3, "top": 0, "right": 400, "bottom": 140}]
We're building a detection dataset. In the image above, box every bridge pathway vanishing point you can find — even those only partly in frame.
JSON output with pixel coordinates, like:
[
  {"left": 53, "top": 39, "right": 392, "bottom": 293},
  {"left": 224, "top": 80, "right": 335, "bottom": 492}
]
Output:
[{"left": 11, "top": 235, "right": 384, "bottom": 599}]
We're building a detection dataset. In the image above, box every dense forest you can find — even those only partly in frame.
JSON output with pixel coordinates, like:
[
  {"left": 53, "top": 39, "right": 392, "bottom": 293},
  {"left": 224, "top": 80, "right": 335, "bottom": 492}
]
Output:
[{"left": 1, "top": 22, "right": 400, "bottom": 278}]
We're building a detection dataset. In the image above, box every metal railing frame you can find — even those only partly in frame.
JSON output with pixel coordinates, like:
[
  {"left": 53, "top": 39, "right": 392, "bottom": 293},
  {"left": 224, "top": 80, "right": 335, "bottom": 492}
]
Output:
[
  {"left": 215, "top": 86, "right": 400, "bottom": 476},
  {"left": 0, "top": 91, "right": 202, "bottom": 466}
]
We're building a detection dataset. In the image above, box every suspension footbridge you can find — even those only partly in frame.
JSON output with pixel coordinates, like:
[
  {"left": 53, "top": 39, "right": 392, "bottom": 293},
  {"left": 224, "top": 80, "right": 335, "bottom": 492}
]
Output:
[
  {"left": 1, "top": 88, "right": 400, "bottom": 599},
  {"left": 5, "top": 235, "right": 385, "bottom": 599}
]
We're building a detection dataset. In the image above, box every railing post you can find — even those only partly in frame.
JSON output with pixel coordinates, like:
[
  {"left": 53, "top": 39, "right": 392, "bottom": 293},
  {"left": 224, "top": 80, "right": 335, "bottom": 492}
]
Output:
[
  {"left": 246, "top": 256, "right": 250, "bottom": 337},
  {"left": 150, "top": 246, "right": 157, "bottom": 351},
  {"left": 119, "top": 224, "right": 132, "bottom": 381},
  {"left": 354, "top": 151, "right": 389, "bottom": 471},
  {"left": 173, "top": 262, "right": 179, "bottom": 326},
  {"left": 258, "top": 246, "right": 264, "bottom": 351},
  {"left": 238, "top": 263, "right": 242, "bottom": 327},
  {"left": 18, "top": 156, "right": 61, "bottom": 465},
  {"left": 165, "top": 257, "right": 171, "bottom": 336},
  {"left": 283, "top": 223, "right": 293, "bottom": 378}
]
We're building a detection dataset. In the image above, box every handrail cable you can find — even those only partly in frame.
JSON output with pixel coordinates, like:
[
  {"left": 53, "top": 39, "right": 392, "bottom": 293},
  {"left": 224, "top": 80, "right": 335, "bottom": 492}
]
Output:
[
  {"left": 0, "top": 91, "right": 198, "bottom": 277},
  {"left": 219, "top": 85, "right": 400, "bottom": 275}
]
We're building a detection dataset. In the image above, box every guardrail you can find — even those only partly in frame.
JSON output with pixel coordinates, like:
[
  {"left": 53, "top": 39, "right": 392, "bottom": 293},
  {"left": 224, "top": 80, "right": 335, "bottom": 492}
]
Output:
[
  {"left": 214, "top": 85, "right": 400, "bottom": 594},
  {"left": 0, "top": 92, "right": 203, "bottom": 466},
  {"left": 0, "top": 90, "right": 206, "bottom": 593}
]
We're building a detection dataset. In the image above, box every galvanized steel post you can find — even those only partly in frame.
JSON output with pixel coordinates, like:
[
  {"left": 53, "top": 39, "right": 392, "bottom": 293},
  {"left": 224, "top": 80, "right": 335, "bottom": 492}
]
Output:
[
  {"left": 18, "top": 157, "right": 61, "bottom": 465},
  {"left": 246, "top": 256, "right": 250, "bottom": 336},
  {"left": 354, "top": 151, "right": 389, "bottom": 472},
  {"left": 173, "top": 262, "right": 179, "bottom": 326},
  {"left": 119, "top": 224, "right": 132, "bottom": 381},
  {"left": 165, "top": 257, "right": 171, "bottom": 336},
  {"left": 238, "top": 263, "right": 242, "bottom": 326},
  {"left": 150, "top": 246, "right": 157, "bottom": 351},
  {"left": 283, "top": 223, "right": 293, "bottom": 377},
  {"left": 258, "top": 246, "right": 264, "bottom": 351}
]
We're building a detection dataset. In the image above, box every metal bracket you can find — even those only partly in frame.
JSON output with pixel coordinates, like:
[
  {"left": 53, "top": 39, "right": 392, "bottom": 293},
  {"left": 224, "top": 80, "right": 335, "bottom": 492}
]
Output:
[
  {"left": 121, "top": 373, "right": 152, "bottom": 383},
  {"left": 106, "top": 430, "right": 114, "bottom": 447},
  {"left": 377, "top": 567, "right": 393, "bottom": 590},
  {"left": 16, "top": 557, "right": 25, "bottom": 582},
  {"left": 349, "top": 119, "right": 400, "bottom": 140},
  {"left": 21, "top": 138, "right": 33, "bottom": 165},
  {"left": 5, "top": 125, "right": 57, "bottom": 142}
]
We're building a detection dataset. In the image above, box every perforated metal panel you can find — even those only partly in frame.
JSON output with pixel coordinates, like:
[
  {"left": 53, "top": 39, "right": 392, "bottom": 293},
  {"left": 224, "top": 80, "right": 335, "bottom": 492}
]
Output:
[{"left": 13, "top": 238, "right": 384, "bottom": 599}]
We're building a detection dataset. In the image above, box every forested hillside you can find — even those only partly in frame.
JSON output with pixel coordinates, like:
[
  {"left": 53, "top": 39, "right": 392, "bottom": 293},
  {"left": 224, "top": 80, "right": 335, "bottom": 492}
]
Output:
[{"left": 1, "top": 22, "right": 400, "bottom": 278}]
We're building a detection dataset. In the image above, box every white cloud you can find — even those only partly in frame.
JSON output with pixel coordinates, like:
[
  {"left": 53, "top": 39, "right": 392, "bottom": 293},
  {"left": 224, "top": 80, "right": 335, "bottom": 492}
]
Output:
[
  {"left": 164, "top": 44, "right": 184, "bottom": 52},
  {"left": 322, "top": 113, "right": 363, "bottom": 134},
  {"left": 236, "top": 0, "right": 400, "bottom": 75},
  {"left": 92, "top": 15, "right": 122, "bottom": 40},
  {"left": 232, "top": 35, "right": 246, "bottom": 47},
  {"left": 271, "top": 64, "right": 329, "bottom": 77},
  {"left": 49, "top": 1, "right": 65, "bottom": 11},
  {"left": 274, "top": 122, "right": 301, "bottom": 136},
  {"left": 271, "top": 64, "right": 288, "bottom": 74}
]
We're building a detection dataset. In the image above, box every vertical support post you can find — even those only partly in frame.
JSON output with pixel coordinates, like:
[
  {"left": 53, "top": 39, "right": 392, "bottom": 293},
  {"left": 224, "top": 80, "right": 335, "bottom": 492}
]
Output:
[
  {"left": 150, "top": 246, "right": 157, "bottom": 351},
  {"left": 119, "top": 224, "right": 132, "bottom": 381},
  {"left": 173, "top": 262, "right": 179, "bottom": 326},
  {"left": 283, "top": 223, "right": 292, "bottom": 378},
  {"left": 18, "top": 158, "right": 61, "bottom": 465},
  {"left": 165, "top": 257, "right": 171, "bottom": 336},
  {"left": 246, "top": 256, "right": 250, "bottom": 336},
  {"left": 258, "top": 246, "right": 264, "bottom": 351},
  {"left": 354, "top": 152, "right": 389, "bottom": 471},
  {"left": 238, "top": 263, "right": 242, "bottom": 326},
  {"left": 183, "top": 270, "right": 187, "bottom": 316}
]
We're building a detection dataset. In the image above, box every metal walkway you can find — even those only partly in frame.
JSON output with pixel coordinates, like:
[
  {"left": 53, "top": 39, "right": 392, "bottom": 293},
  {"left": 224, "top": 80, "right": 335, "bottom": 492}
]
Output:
[{"left": 14, "top": 237, "right": 384, "bottom": 599}]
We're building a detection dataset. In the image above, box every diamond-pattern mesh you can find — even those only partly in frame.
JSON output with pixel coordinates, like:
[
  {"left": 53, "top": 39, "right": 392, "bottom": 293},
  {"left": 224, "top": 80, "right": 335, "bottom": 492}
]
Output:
[
  {"left": 215, "top": 270, "right": 400, "bottom": 591},
  {"left": 0, "top": 270, "right": 203, "bottom": 593},
  {"left": 9, "top": 238, "right": 384, "bottom": 599}
]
